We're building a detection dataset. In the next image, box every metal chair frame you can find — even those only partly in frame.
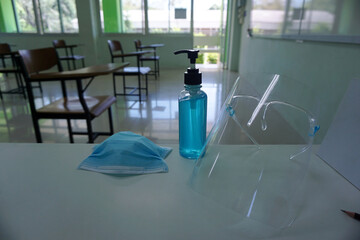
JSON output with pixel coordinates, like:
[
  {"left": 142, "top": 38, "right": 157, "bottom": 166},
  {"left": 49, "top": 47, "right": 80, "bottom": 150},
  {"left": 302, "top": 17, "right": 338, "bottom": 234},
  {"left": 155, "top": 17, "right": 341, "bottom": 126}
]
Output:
[
  {"left": 0, "top": 43, "right": 26, "bottom": 99},
  {"left": 134, "top": 39, "right": 160, "bottom": 79},
  {"left": 53, "top": 40, "right": 85, "bottom": 70},
  {"left": 19, "top": 47, "right": 115, "bottom": 143},
  {"left": 108, "top": 40, "right": 150, "bottom": 102}
]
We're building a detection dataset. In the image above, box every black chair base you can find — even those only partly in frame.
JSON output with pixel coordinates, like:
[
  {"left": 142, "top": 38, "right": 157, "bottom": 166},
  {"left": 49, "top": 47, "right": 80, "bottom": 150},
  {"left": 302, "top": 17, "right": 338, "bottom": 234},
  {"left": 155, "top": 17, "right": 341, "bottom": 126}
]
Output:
[
  {"left": 0, "top": 87, "right": 26, "bottom": 99},
  {"left": 113, "top": 74, "right": 149, "bottom": 102},
  {"left": 33, "top": 107, "right": 114, "bottom": 144},
  {"left": 140, "top": 58, "right": 159, "bottom": 79},
  {"left": 0, "top": 74, "right": 26, "bottom": 99}
]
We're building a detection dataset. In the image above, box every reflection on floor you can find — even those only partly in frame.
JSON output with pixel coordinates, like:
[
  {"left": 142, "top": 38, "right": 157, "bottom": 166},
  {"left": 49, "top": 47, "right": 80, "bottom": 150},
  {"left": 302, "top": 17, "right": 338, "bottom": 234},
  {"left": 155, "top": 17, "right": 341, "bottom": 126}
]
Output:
[{"left": 0, "top": 69, "right": 238, "bottom": 144}]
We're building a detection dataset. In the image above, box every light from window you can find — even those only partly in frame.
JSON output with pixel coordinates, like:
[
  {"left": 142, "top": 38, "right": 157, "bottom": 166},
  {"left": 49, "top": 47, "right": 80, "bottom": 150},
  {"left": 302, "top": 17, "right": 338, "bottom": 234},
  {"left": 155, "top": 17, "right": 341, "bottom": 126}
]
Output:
[
  {"left": 60, "top": 0, "right": 79, "bottom": 33},
  {"left": 40, "top": 0, "right": 78, "bottom": 33},
  {"left": 15, "top": 0, "right": 37, "bottom": 33},
  {"left": 0, "top": 0, "right": 78, "bottom": 34},
  {"left": 39, "top": 0, "right": 61, "bottom": 33},
  {"left": 148, "top": 0, "right": 191, "bottom": 33},
  {"left": 193, "top": 0, "right": 224, "bottom": 37}
]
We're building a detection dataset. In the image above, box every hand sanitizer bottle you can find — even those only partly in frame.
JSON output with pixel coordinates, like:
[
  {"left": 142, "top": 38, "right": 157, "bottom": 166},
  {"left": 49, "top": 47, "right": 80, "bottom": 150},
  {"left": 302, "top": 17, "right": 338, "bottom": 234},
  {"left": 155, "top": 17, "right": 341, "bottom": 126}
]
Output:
[{"left": 174, "top": 50, "right": 207, "bottom": 159}]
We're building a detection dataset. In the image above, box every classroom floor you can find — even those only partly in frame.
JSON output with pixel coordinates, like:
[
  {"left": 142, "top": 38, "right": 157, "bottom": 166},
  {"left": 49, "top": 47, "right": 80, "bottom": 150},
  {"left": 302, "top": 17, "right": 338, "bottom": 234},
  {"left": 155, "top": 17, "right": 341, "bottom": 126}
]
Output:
[{"left": 0, "top": 68, "right": 239, "bottom": 144}]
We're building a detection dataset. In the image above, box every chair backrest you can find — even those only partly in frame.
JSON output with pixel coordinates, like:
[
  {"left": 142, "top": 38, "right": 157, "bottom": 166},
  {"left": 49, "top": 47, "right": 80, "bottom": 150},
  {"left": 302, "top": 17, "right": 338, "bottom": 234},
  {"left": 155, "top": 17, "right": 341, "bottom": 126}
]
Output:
[
  {"left": 0, "top": 43, "right": 12, "bottom": 55},
  {"left": 134, "top": 40, "right": 141, "bottom": 51},
  {"left": 107, "top": 40, "right": 124, "bottom": 56},
  {"left": 53, "top": 40, "right": 66, "bottom": 48},
  {"left": 19, "top": 47, "right": 61, "bottom": 76}
]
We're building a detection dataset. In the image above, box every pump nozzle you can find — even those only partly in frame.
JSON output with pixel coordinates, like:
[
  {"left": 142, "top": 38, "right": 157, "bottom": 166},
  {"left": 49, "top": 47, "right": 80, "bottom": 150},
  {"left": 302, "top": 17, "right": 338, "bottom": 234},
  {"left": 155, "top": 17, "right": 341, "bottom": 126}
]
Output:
[
  {"left": 174, "top": 49, "right": 202, "bottom": 85},
  {"left": 174, "top": 49, "right": 199, "bottom": 65}
]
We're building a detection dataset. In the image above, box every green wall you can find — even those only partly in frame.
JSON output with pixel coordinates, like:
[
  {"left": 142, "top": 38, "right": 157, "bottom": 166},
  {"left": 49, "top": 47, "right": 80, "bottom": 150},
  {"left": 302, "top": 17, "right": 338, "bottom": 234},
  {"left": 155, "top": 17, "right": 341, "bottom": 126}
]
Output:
[
  {"left": 237, "top": 3, "right": 360, "bottom": 142},
  {"left": 102, "top": 0, "right": 122, "bottom": 33},
  {"left": 0, "top": 0, "right": 16, "bottom": 33}
]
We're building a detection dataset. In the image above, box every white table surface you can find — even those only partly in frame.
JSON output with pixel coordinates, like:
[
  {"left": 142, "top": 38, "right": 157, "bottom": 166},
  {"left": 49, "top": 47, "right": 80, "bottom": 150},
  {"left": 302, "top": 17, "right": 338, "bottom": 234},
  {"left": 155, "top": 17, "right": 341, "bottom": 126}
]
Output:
[{"left": 0, "top": 143, "right": 359, "bottom": 240}]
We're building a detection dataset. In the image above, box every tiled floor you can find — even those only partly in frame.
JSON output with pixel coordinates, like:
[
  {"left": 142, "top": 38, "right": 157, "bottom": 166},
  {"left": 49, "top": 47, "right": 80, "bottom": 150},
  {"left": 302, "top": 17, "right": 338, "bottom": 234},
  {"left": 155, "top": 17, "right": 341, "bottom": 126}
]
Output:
[{"left": 0, "top": 68, "right": 239, "bottom": 144}]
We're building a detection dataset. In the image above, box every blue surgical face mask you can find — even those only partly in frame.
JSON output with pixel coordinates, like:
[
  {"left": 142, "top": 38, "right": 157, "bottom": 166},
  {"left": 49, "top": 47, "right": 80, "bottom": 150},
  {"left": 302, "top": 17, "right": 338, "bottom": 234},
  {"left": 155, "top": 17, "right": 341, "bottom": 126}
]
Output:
[{"left": 78, "top": 132, "right": 172, "bottom": 174}]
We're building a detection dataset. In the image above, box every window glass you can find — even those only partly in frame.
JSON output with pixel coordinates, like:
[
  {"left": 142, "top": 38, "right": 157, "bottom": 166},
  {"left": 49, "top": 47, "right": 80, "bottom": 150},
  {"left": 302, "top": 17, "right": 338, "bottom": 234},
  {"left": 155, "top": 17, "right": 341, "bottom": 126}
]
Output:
[
  {"left": 123, "top": 0, "right": 144, "bottom": 33},
  {"left": 60, "top": 0, "right": 79, "bottom": 33},
  {"left": 39, "top": 0, "right": 61, "bottom": 33},
  {"left": 15, "top": 0, "right": 37, "bottom": 33},
  {"left": 250, "top": 0, "right": 360, "bottom": 43},
  {"left": 101, "top": 0, "right": 144, "bottom": 33},
  {"left": 148, "top": 0, "right": 190, "bottom": 33},
  {"left": 300, "top": 0, "right": 337, "bottom": 35},
  {"left": 250, "top": 0, "right": 287, "bottom": 36},
  {"left": 194, "top": 0, "right": 224, "bottom": 36}
]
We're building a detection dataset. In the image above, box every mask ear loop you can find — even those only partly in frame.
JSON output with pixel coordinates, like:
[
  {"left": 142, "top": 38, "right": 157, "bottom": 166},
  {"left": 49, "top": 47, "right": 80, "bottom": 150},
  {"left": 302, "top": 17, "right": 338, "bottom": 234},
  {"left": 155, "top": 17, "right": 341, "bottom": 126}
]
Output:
[{"left": 261, "top": 101, "right": 320, "bottom": 160}]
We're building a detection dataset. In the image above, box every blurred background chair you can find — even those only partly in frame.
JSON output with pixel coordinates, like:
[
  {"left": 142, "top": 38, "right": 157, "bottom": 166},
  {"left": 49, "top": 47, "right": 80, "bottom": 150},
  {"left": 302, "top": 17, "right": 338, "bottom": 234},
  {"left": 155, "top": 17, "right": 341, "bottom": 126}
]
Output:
[
  {"left": 53, "top": 40, "right": 85, "bottom": 70},
  {"left": 108, "top": 40, "right": 150, "bottom": 101},
  {"left": 0, "top": 43, "right": 26, "bottom": 99},
  {"left": 134, "top": 39, "right": 161, "bottom": 79},
  {"left": 19, "top": 47, "right": 116, "bottom": 143}
]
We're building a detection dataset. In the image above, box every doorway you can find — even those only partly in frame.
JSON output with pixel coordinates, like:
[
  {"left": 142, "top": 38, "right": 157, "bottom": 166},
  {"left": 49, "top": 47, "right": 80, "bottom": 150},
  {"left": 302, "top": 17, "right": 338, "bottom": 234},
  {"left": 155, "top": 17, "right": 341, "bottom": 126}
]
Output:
[{"left": 193, "top": 0, "right": 229, "bottom": 69}]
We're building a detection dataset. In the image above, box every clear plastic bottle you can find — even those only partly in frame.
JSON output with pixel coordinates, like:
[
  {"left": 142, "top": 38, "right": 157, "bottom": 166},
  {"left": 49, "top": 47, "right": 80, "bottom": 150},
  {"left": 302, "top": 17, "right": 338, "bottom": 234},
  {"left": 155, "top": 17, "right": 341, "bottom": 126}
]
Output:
[
  {"left": 174, "top": 49, "right": 207, "bottom": 159},
  {"left": 179, "top": 84, "right": 207, "bottom": 159}
]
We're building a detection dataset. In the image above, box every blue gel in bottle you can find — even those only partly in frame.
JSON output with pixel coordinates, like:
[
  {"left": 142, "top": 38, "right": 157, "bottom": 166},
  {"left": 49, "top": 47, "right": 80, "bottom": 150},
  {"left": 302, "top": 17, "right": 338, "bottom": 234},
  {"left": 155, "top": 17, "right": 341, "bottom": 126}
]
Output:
[
  {"left": 179, "top": 85, "right": 207, "bottom": 159},
  {"left": 174, "top": 49, "right": 207, "bottom": 159}
]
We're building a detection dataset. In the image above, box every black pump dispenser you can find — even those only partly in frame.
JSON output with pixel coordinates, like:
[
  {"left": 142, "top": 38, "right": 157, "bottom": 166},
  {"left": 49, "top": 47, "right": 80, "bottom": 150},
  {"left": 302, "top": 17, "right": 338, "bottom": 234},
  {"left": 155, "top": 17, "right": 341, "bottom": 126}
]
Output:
[{"left": 174, "top": 49, "right": 202, "bottom": 85}]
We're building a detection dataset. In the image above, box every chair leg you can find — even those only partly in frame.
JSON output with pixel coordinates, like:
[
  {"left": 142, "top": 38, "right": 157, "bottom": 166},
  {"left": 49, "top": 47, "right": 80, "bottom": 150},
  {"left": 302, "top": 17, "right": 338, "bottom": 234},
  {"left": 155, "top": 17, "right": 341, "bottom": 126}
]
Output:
[
  {"left": 113, "top": 74, "right": 117, "bottom": 96},
  {"left": 157, "top": 59, "right": 160, "bottom": 76},
  {"left": 86, "top": 118, "right": 94, "bottom": 143},
  {"left": 2, "top": 57, "right": 8, "bottom": 77},
  {"left": 145, "top": 74, "right": 148, "bottom": 96},
  {"left": 33, "top": 117, "right": 42, "bottom": 143},
  {"left": 19, "top": 74, "right": 26, "bottom": 99},
  {"left": 138, "top": 74, "right": 141, "bottom": 102},
  {"left": 66, "top": 59, "right": 71, "bottom": 71},
  {"left": 72, "top": 59, "right": 76, "bottom": 70},
  {"left": 108, "top": 108, "right": 114, "bottom": 135},
  {"left": 67, "top": 119, "right": 74, "bottom": 143},
  {"left": 38, "top": 81, "right": 43, "bottom": 94},
  {"left": 122, "top": 75, "right": 126, "bottom": 95},
  {"left": 154, "top": 60, "right": 157, "bottom": 80},
  {"left": 15, "top": 72, "right": 26, "bottom": 99}
]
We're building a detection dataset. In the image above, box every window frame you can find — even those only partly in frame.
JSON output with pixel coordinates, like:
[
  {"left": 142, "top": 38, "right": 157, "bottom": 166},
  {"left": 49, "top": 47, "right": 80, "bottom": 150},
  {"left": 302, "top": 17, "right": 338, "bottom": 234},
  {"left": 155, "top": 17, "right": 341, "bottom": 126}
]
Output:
[
  {"left": 249, "top": 0, "right": 360, "bottom": 45},
  {"left": 0, "top": 0, "right": 79, "bottom": 35},
  {"left": 99, "top": 0, "right": 194, "bottom": 35}
]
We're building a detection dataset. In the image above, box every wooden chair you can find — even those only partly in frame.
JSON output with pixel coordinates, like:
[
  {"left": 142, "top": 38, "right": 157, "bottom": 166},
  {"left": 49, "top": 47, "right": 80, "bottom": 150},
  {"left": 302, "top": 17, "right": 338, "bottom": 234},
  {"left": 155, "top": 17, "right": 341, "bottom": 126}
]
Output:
[
  {"left": 53, "top": 40, "right": 85, "bottom": 70},
  {"left": 0, "top": 43, "right": 26, "bottom": 99},
  {"left": 108, "top": 40, "right": 150, "bottom": 101},
  {"left": 134, "top": 39, "right": 160, "bottom": 79},
  {"left": 18, "top": 47, "right": 116, "bottom": 143}
]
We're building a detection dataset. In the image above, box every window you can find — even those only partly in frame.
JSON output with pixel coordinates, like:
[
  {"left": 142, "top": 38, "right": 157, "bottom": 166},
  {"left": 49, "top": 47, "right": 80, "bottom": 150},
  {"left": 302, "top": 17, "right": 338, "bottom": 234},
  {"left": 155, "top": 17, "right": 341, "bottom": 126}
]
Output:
[
  {"left": 100, "top": 0, "right": 144, "bottom": 33},
  {"left": 39, "top": 0, "right": 79, "bottom": 33},
  {"left": 148, "top": 0, "right": 191, "bottom": 33},
  {"left": 39, "top": 0, "right": 61, "bottom": 33},
  {"left": 0, "top": 0, "right": 79, "bottom": 34},
  {"left": 15, "top": 0, "right": 37, "bottom": 33},
  {"left": 100, "top": 0, "right": 191, "bottom": 34},
  {"left": 60, "top": 0, "right": 79, "bottom": 32},
  {"left": 250, "top": 0, "right": 360, "bottom": 44}
]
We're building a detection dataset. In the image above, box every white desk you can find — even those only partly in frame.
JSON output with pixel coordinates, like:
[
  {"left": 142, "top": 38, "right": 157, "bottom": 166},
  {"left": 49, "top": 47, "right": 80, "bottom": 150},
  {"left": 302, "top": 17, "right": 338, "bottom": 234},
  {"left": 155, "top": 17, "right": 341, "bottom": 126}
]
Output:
[{"left": 0, "top": 143, "right": 359, "bottom": 239}]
